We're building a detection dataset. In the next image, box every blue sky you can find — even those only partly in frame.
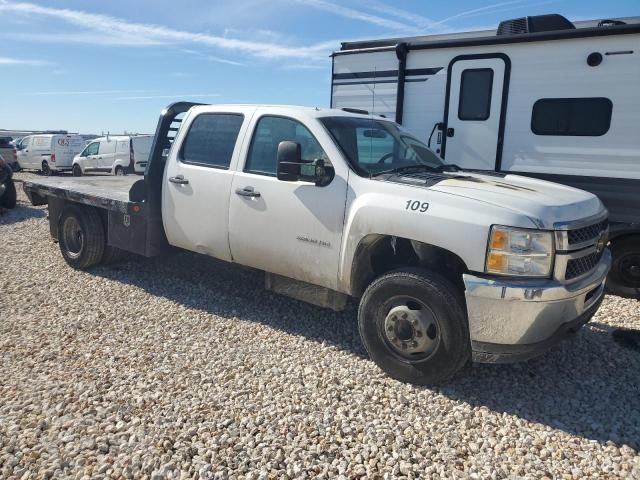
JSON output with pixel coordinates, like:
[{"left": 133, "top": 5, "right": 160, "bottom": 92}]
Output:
[{"left": 1, "top": 0, "right": 637, "bottom": 134}]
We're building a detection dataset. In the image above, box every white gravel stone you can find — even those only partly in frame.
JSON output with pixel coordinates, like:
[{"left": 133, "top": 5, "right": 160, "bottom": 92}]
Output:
[{"left": 1, "top": 171, "right": 639, "bottom": 479}]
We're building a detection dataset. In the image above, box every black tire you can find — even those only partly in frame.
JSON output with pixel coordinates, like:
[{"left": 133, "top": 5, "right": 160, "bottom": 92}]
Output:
[
  {"left": 358, "top": 268, "right": 470, "bottom": 385},
  {"left": 0, "top": 180, "right": 16, "bottom": 209},
  {"left": 606, "top": 236, "right": 640, "bottom": 299},
  {"left": 42, "top": 160, "right": 51, "bottom": 176},
  {"left": 57, "top": 204, "right": 105, "bottom": 269},
  {"left": 102, "top": 245, "right": 128, "bottom": 265},
  {"left": 114, "top": 166, "right": 125, "bottom": 176},
  {"left": 72, "top": 164, "right": 82, "bottom": 177}
]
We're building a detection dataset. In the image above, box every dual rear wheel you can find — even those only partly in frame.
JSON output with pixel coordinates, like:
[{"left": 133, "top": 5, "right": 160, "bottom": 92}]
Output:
[{"left": 57, "top": 204, "right": 126, "bottom": 269}]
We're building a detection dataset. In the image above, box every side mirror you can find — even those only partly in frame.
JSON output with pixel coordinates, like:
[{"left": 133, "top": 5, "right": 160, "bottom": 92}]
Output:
[{"left": 277, "top": 141, "right": 333, "bottom": 186}]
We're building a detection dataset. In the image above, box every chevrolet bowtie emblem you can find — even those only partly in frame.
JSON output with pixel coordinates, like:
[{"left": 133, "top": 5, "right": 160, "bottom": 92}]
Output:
[{"left": 595, "top": 230, "right": 607, "bottom": 255}]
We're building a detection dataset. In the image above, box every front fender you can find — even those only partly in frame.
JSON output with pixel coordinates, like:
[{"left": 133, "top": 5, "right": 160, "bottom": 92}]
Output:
[{"left": 337, "top": 182, "right": 536, "bottom": 294}]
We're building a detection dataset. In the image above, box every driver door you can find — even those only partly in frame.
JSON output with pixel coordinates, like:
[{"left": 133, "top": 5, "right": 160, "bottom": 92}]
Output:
[
  {"left": 228, "top": 113, "right": 349, "bottom": 290},
  {"left": 82, "top": 141, "right": 100, "bottom": 170},
  {"left": 17, "top": 137, "right": 32, "bottom": 168}
]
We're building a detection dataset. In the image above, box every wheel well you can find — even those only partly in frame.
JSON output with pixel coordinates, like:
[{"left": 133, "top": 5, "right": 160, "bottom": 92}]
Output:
[
  {"left": 351, "top": 235, "right": 468, "bottom": 297},
  {"left": 609, "top": 232, "right": 640, "bottom": 244}
]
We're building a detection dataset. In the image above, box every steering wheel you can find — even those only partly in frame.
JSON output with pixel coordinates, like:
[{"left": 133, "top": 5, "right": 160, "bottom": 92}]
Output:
[{"left": 377, "top": 152, "right": 394, "bottom": 164}]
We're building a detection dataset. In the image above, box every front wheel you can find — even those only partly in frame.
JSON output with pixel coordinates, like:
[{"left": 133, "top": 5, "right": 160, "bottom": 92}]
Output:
[
  {"left": 358, "top": 268, "right": 470, "bottom": 385},
  {"left": 607, "top": 236, "right": 640, "bottom": 299},
  {"left": 72, "top": 164, "right": 82, "bottom": 177},
  {"left": 57, "top": 204, "right": 105, "bottom": 269}
]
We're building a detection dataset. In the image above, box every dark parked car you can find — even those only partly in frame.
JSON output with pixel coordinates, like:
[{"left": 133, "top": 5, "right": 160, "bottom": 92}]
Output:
[
  {"left": 0, "top": 137, "right": 19, "bottom": 171},
  {"left": 0, "top": 154, "right": 17, "bottom": 211}
]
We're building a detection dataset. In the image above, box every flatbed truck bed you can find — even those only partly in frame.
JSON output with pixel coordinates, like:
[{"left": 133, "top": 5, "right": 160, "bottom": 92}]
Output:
[
  {"left": 23, "top": 175, "right": 140, "bottom": 212},
  {"left": 22, "top": 102, "right": 200, "bottom": 258}
]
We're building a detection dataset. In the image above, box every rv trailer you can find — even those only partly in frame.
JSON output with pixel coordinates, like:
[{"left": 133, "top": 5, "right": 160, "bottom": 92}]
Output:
[{"left": 331, "top": 14, "right": 640, "bottom": 298}]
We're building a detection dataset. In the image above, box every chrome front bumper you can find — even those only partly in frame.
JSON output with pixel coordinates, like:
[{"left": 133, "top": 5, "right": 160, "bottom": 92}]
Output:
[{"left": 463, "top": 249, "right": 611, "bottom": 363}]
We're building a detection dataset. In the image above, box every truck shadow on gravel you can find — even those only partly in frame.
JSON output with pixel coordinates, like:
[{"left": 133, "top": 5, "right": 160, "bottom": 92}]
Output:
[
  {"left": 0, "top": 201, "right": 46, "bottom": 225},
  {"left": 94, "top": 252, "right": 639, "bottom": 451},
  {"left": 442, "top": 323, "right": 640, "bottom": 451}
]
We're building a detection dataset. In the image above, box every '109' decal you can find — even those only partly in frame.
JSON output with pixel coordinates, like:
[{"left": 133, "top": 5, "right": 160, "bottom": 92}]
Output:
[{"left": 405, "top": 200, "right": 429, "bottom": 212}]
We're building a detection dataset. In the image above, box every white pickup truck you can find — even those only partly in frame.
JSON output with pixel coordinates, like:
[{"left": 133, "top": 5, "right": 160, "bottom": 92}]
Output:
[{"left": 24, "top": 103, "right": 611, "bottom": 384}]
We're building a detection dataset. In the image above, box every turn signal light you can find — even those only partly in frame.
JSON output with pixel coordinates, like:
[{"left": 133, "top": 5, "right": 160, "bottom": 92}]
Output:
[
  {"left": 486, "top": 252, "right": 506, "bottom": 272},
  {"left": 490, "top": 229, "right": 508, "bottom": 250}
]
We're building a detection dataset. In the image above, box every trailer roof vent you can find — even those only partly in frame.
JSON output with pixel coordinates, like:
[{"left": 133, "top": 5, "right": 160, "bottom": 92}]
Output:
[{"left": 497, "top": 14, "right": 575, "bottom": 36}]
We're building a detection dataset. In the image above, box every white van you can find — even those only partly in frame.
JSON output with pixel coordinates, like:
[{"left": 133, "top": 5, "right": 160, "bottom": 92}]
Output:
[
  {"left": 72, "top": 135, "right": 153, "bottom": 176},
  {"left": 16, "top": 134, "right": 85, "bottom": 175}
]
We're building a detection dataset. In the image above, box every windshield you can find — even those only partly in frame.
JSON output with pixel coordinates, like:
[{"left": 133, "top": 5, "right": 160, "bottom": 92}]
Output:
[{"left": 320, "top": 116, "right": 444, "bottom": 176}]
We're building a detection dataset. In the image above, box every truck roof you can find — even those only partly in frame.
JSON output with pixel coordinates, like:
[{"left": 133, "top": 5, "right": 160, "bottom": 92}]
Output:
[{"left": 187, "top": 104, "right": 393, "bottom": 121}]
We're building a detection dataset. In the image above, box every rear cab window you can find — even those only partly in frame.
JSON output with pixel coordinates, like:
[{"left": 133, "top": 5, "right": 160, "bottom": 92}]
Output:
[{"left": 180, "top": 113, "right": 244, "bottom": 169}]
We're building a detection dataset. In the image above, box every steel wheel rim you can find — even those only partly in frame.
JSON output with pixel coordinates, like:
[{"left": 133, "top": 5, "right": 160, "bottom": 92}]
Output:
[
  {"left": 379, "top": 296, "right": 441, "bottom": 362},
  {"left": 116, "top": 168, "right": 124, "bottom": 176},
  {"left": 62, "top": 216, "right": 83, "bottom": 259}
]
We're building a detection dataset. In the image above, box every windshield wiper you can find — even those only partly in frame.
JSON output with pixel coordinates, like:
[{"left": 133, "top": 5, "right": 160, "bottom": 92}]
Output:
[
  {"left": 371, "top": 164, "right": 439, "bottom": 178},
  {"left": 435, "top": 163, "right": 463, "bottom": 172}
]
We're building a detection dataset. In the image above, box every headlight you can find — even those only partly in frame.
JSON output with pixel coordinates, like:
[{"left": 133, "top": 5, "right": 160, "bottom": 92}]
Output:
[{"left": 486, "top": 226, "right": 554, "bottom": 277}]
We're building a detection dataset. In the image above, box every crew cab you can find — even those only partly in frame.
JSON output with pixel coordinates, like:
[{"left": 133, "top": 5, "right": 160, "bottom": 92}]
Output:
[{"left": 23, "top": 103, "right": 611, "bottom": 384}]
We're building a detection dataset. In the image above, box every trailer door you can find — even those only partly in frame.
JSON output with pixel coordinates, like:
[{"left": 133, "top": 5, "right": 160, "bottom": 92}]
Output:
[{"left": 443, "top": 55, "right": 509, "bottom": 170}]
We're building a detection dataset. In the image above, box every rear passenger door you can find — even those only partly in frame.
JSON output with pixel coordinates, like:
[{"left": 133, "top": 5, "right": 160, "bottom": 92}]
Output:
[{"left": 162, "top": 109, "right": 249, "bottom": 262}]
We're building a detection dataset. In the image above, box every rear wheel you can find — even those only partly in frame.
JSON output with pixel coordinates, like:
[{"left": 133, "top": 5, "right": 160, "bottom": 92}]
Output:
[
  {"left": 114, "top": 166, "right": 125, "bottom": 176},
  {"left": 57, "top": 204, "right": 105, "bottom": 269},
  {"left": 72, "top": 164, "right": 82, "bottom": 177},
  {"left": 358, "top": 268, "right": 470, "bottom": 385},
  {"left": 607, "top": 236, "right": 640, "bottom": 299},
  {"left": 42, "top": 160, "right": 51, "bottom": 176}
]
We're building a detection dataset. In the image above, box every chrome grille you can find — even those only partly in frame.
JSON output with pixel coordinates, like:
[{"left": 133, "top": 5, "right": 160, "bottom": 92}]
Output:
[
  {"left": 565, "top": 250, "right": 604, "bottom": 280},
  {"left": 567, "top": 219, "right": 608, "bottom": 246}
]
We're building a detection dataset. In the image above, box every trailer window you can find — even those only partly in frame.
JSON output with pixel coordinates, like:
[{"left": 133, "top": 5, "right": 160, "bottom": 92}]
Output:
[
  {"left": 531, "top": 98, "right": 612, "bottom": 136},
  {"left": 245, "top": 116, "right": 328, "bottom": 176},
  {"left": 458, "top": 68, "right": 493, "bottom": 121},
  {"left": 181, "top": 113, "right": 244, "bottom": 168}
]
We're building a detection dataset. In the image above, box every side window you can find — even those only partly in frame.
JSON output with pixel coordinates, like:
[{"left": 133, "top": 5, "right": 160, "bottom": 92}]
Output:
[
  {"left": 85, "top": 142, "right": 99, "bottom": 156},
  {"left": 531, "top": 98, "right": 613, "bottom": 136},
  {"left": 19, "top": 137, "right": 31, "bottom": 150},
  {"left": 245, "top": 116, "right": 328, "bottom": 176},
  {"left": 181, "top": 113, "right": 244, "bottom": 168},
  {"left": 458, "top": 68, "right": 494, "bottom": 121}
]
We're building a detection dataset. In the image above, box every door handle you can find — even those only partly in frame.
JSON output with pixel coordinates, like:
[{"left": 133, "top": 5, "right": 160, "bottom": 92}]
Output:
[
  {"left": 235, "top": 186, "right": 261, "bottom": 198},
  {"left": 98, "top": 156, "right": 102, "bottom": 159},
  {"left": 169, "top": 174, "right": 189, "bottom": 185},
  {"left": 446, "top": 127, "right": 455, "bottom": 138}
]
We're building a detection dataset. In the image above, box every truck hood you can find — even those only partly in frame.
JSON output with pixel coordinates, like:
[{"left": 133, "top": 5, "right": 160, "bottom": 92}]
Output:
[{"left": 386, "top": 171, "right": 604, "bottom": 228}]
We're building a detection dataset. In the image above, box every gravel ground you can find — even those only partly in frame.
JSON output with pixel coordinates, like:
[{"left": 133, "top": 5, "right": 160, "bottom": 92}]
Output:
[{"left": 1, "top": 172, "right": 639, "bottom": 479}]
